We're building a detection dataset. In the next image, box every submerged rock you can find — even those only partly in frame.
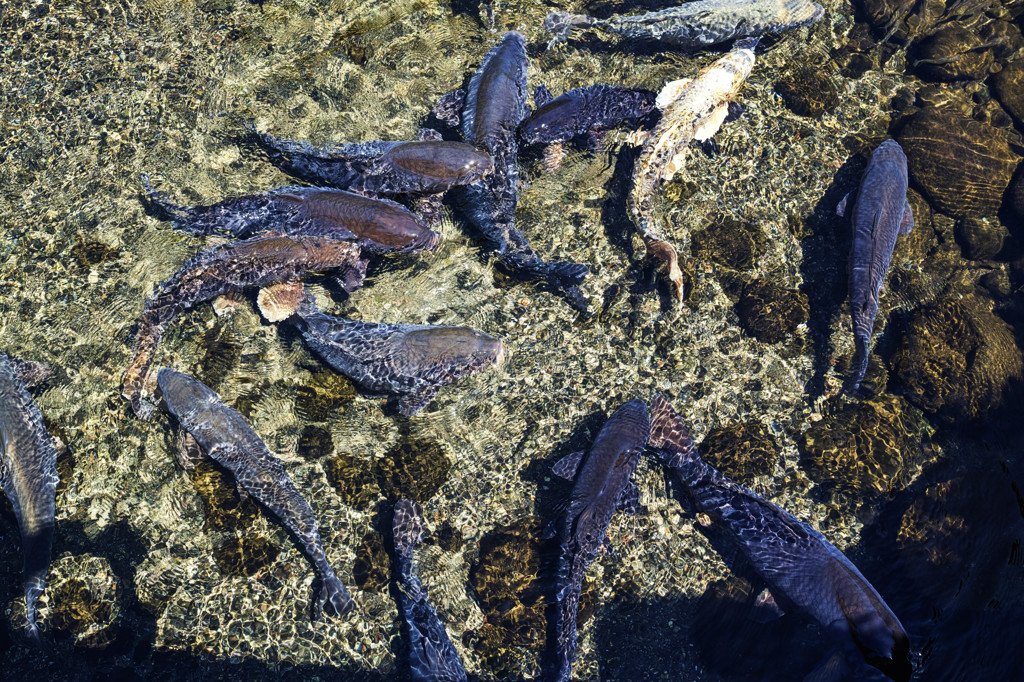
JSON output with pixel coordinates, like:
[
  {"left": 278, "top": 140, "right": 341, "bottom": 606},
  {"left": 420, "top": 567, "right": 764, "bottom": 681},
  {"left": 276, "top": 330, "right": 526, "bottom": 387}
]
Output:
[
  {"left": 352, "top": 530, "right": 390, "bottom": 591},
  {"left": 377, "top": 436, "right": 452, "bottom": 503},
  {"left": 896, "top": 108, "right": 1020, "bottom": 218},
  {"left": 914, "top": 26, "right": 995, "bottom": 81},
  {"left": 991, "top": 58, "right": 1024, "bottom": 124},
  {"left": 292, "top": 371, "right": 357, "bottom": 422},
  {"left": 774, "top": 66, "right": 839, "bottom": 118},
  {"left": 45, "top": 555, "right": 121, "bottom": 649},
  {"left": 185, "top": 460, "right": 261, "bottom": 532},
  {"left": 892, "top": 295, "right": 1023, "bottom": 421},
  {"left": 735, "top": 278, "right": 809, "bottom": 343},
  {"left": 691, "top": 216, "right": 767, "bottom": 271},
  {"left": 700, "top": 421, "right": 781, "bottom": 484},
  {"left": 801, "top": 394, "right": 928, "bottom": 502},
  {"left": 954, "top": 217, "right": 1008, "bottom": 260},
  {"left": 323, "top": 453, "right": 380, "bottom": 509}
]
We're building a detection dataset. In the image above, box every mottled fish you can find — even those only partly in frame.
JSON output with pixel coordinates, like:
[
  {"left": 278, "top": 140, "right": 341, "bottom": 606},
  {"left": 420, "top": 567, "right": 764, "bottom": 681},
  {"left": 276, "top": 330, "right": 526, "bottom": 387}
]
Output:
[
  {"left": 390, "top": 498, "right": 468, "bottom": 682},
  {"left": 0, "top": 353, "right": 59, "bottom": 642},
  {"left": 457, "top": 31, "right": 590, "bottom": 310},
  {"left": 837, "top": 140, "right": 914, "bottom": 394},
  {"left": 289, "top": 292, "right": 505, "bottom": 416},
  {"left": 158, "top": 368, "right": 355, "bottom": 618},
  {"left": 629, "top": 39, "right": 756, "bottom": 302},
  {"left": 545, "top": 399, "right": 650, "bottom": 682},
  {"left": 142, "top": 175, "right": 440, "bottom": 256},
  {"left": 247, "top": 124, "right": 493, "bottom": 197},
  {"left": 122, "top": 235, "right": 363, "bottom": 420},
  {"left": 648, "top": 393, "right": 912, "bottom": 682},
  {"left": 544, "top": 0, "right": 823, "bottom": 49}
]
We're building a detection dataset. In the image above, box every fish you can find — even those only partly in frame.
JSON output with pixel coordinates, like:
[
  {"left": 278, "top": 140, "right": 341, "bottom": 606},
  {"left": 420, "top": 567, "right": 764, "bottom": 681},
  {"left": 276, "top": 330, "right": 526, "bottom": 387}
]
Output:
[
  {"left": 647, "top": 393, "right": 912, "bottom": 682},
  {"left": 544, "top": 0, "right": 823, "bottom": 50},
  {"left": 122, "top": 235, "right": 363, "bottom": 420},
  {"left": 545, "top": 399, "right": 650, "bottom": 682},
  {"left": 157, "top": 368, "right": 355, "bottom": 618},
  {"left": 520, "top": 84, "right": 657, "bottom": 147},
  {"left": 837, "top": 140, "right": 914, "bottom": 394},
  {"left": 141, "top": 175, "right": 440, "bottom": 256},
  {"left": 0, "top": 352, "right": 59, "bottom": 642},
  {"left": 247, "top": 124, "right": 494, "bottom": 197},
  {"left": 288, "top": 292, "right": 505, "bottom": 416},
  {"left": 457, "top": 31, "right": 590, "bottom": 311},
  {"left": 390, "top": 498, "right": 468, "bottom": 682},
  {"left": 628, "top": 38, "right": 756, "bottom": 302}
]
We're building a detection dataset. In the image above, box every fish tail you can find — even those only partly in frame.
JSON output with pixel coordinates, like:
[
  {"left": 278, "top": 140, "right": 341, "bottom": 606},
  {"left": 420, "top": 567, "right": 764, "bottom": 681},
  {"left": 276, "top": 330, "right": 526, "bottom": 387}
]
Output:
[
  {"left": 842, "top": 341, "right": 870, "bottom": 395},
  {"left": 316, "top": 572, "right": 355, "bottom": 619},
  {"left": 140, "top": 173, "right": 189, "bottom": 219},
  {"left": 501, "top": 252, "right": 589, "bottom": 288},
  {"left": 733, "top": 37, "right": 761, "bottom": 51},
  {"left": 20, "top": 524, "right": 54, "bottom": 641},
  {"left": 293, "top": 288, "right": 320, "bottom": 319}
]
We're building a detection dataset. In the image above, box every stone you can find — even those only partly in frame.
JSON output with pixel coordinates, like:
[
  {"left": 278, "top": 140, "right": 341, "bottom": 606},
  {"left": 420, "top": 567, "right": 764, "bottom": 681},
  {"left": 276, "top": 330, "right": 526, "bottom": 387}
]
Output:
[
  {"left": 774, "top": 67, "right": 840, "bottom": 118},
  {"left": 897, "top": 107, "right": 1020, "bottom": 218},
  {"left": 954, "top": 217, "right": 1008, "bottom": 260},
  {"left": 44, "top": 555, "right": 122, "bottom": 649},
  {"left": 892, "top": 295, "right": 1023, "bottom": 421},
  {"left": 734, "top": 279, "right": 808, "bottom": 344},
  {"left": 914, "top": 26, "right": 995, "bottom": 81},
  {"left": 700, "top": 421, "right": 781, "bottom": 484},
  {"left": 692, "top": 216, "right": 767, "bottom": 271},
  {"left": 992, "top": 58, "right": 1024, "bottom": 124}
]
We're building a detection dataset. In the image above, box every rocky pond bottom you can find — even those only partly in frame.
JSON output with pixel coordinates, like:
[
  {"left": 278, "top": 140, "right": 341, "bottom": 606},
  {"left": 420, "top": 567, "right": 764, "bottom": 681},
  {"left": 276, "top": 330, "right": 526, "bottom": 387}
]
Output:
[{"left": 2, "top": 0, "right": 1024, "bottom": 680}]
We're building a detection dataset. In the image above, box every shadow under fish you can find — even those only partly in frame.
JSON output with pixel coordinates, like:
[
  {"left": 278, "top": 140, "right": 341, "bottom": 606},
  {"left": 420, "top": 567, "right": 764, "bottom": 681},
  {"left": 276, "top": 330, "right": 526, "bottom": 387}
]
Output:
[
  {"left": 837, "top": 139, "right": 914, "bottom": 395},
  {"left": 0, "top": 353, "right": 59, "bottom": 643},
  {"left": 388, "top": 498, "right": 468, "bottom": 682},
  {"left": 157, "top": 368, "right": 355, "bottom": 618},
  {"left": 542, "top": 398, "right": 650, "bottom": 682},
  {"left": 647, "top": 393, "right": 912, "bottom": 682},
  {"left": 443, "top": 31, "right": 590, "bottom": 311},
  {"left": 283, "top": 290, "right": 505, "bottom": 417},
  {"left": 122, "top": 235, "right": 364, "bottom": 420}
]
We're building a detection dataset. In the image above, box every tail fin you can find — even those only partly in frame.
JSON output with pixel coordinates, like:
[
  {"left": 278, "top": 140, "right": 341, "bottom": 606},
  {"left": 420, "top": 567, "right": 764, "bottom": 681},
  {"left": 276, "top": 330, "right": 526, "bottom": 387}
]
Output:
[
  {"left": 842, "top": 342, "right": 869, "bottom": 396},
  {"left": 500, "top": 252, "right": 588, "bottom": 288},
  {"left": 21, "top": 525, "right": 53, "bottom": 643},
  {"left": 649, "top": 394, "right": 697, "bottom": 466},
  {"left": 733, "top": 37, "right": 761, "bottom": 52},
  {"left": 140, "top": 173, "right": 189, "bottom": 219},
  {"left": 316, "top": 573, "right": 355, "bottom": 619}
]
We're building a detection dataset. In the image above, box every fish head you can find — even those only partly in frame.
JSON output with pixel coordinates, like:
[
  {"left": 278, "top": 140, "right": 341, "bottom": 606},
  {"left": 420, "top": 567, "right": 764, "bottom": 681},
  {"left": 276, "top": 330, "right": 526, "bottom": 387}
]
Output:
[
  {"left": 157, "top": 369, "right": 217, "bottom": 420},
  {"left": 520, "top": 96, "right": 578, "bottom": 144},
  {"left": 400, "top": 327, "right": 505, "bottom": 377},
  {"left": 385, "top": 141, "right": 493, "bottom": 188}
]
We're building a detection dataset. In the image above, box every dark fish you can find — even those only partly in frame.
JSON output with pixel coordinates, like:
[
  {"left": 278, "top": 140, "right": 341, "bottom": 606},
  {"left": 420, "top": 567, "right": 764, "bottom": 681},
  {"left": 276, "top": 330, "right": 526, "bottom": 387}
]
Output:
[
  {"left": 157, "top": 368, "right": 355, "bottom": 618},
  {"left": 520, "top": 84, "right": 657, "bottom": 146},
  {"left": 390, "top": 498, "right": 468, "bottom": 682},
  {"left": 0, "top": 353, "right": 59, "bottom": 642},
  {"left": 648, "top": 394, "right": 912, "bottom": 682},
  {"left": 290, "top": 293, "right": 505, "bottom": 416},
  {"left": 837, "top": 139, "right": 914, "bottom": 394},
  {"left": 247, "top": 124, "right": 493, "bottom": 197},
  {"left": 544, "top": 0, "right": 823, "bottom": 50},
  {"left": 457, "top": 31, "right": 590, "bottom": 310},
  {"left": 545, "top": 399, "right": 650, "bottom": 682},
  {"left": 141, "top": 176, "right": 440, "bottom": 256},
  {"left": 122, "top": 235, "right": 363, "bottom": 420}
]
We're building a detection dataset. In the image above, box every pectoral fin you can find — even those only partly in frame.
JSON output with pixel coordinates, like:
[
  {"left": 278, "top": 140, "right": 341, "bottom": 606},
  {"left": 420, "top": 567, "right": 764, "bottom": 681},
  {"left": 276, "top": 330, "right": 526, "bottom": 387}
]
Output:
[
  {"left": 534, "top": 84, "right": 554, "bottom": 108},
  {"left": 398, "top": 384, "right": 440, "bottom": 416},
  {"left": 656, "top": 78, "right": 692, "bottom": 110},
  {"left": 552, "top": 450, "right": 585, "bottom": 480},
  {"left": 836, "top": 192, "right": 849, "bottom": 218},
  {"left": 693, "top": 102, "right": 729, "bottom": 142},
  {"left": 899, "top": 200, "right": 914, "bottom": 235},
  {"left": 749, "top": 588, "right": 786, "bottom": 623},
  {"left": 618, "top": 480, "right": 644, "bottom": 515},
  {"left": 175, "top": 429, "right": 207, "bottom": 471}
]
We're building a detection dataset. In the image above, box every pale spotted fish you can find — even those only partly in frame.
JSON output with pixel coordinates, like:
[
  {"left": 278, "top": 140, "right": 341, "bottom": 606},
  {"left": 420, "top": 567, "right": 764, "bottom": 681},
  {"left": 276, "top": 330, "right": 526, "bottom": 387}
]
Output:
[
  {"left": 122, "top": 235, "right": 363, "bottom": 420},
  {"left": 544, "top": 0, "right": 823, "bottom": 49},
  {"left": 629, "top": 38, "right": 756, "bottom": 302},
  {"left": 158, "top": 368, "right": 355, "bottom": 619},
  {"left": 837, "top": 140, "right": 914, "bottom": 394},
  {"left": 0, "top": 353, "right": 59, "bottom": 642},
  {"left": 648, "top": 394, "right": 912, "bottom": 682}
]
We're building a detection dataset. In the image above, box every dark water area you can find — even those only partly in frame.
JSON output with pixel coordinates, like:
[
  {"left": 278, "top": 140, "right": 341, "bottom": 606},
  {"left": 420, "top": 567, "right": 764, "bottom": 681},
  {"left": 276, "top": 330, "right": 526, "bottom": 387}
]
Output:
[{"left": 3, "top": 0, "right": 1024, "bottom": 680}]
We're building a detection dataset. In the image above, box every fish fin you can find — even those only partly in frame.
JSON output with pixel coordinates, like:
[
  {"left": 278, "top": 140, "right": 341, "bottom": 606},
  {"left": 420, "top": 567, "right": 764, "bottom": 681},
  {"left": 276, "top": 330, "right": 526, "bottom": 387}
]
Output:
[
  {"left": 398, "top": 384, "right": 440, "bottom": 417},
  {"left": 642, "top": 238, "right": 684, "bottom": 303},
  {"left": 9, "top": 358, "right": 53, "bottom": 389},
  {"left": 725, "top": 101, "right": 745, "bottom": 124},
  {"left": 625, "top": 127, "right": 651, "bottom": 148},
  {"left": 534, "top": 84, "right": 554, "bottom": 108},
  {"left": 733, "top": 36, "right": 760, "bottom": 51},
  {"left": 552, "top": 450, "right": 585, "bottom": 480},
  {"left": 332, "top": 257, "right": 368, "bottom": 294},
  {"left": 617, "top": 481, "right": 644, "bottom": 515},
  {"left": 662, "top": 151, "right": 688, "bottom": 182},
  {"left": 693, "top": 102, "right": 729, "bottom": 142},
  {"left": 585, "top": 127, "right": 607, "bottom": 151},
  {"left": 211, "top": 291, "right": 245, "bottom": 318},
  {"left": 802, "top": 649, "right": 851, "bottom": 682},
  {"left": 432, "top": 89, "right": 465, "bottom": 128},
  {"left": 648, "top": 394, "right": 696, "bottom": 462},
  {"left": 316, "top": 573, "right": 355, "bottom": 620},
  {"left": 257, "top": 281, "right": 306, "bottom": 322},
  {"left": 697, "top": 138, "right": 720, "bottom": 158},
  {"left": 656, "top": 78, "right": 692, "bottom": 110},
  {"left": 749, "top": 588, "right": 785, "bottom": 623},
  {"left": 174, "top": 429, "right": 207, "bottom": 471},
  {"left": 235, "top": 479, "right": 251, "bottom": 501},
  {"left": 543, "top": 142, "right": 566, "bottom": 172},
  {"left": 416, "top": 127, "right": 442, "bottom": 142},
  {"left": 541, "top": 519, "right": 558, "bottom": 540},
  {"left": 900, "top": 200, "right": 914, "bottom": 235},
  {"left": 836, "top": 193, "right": 849, "bottom": 218}
]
